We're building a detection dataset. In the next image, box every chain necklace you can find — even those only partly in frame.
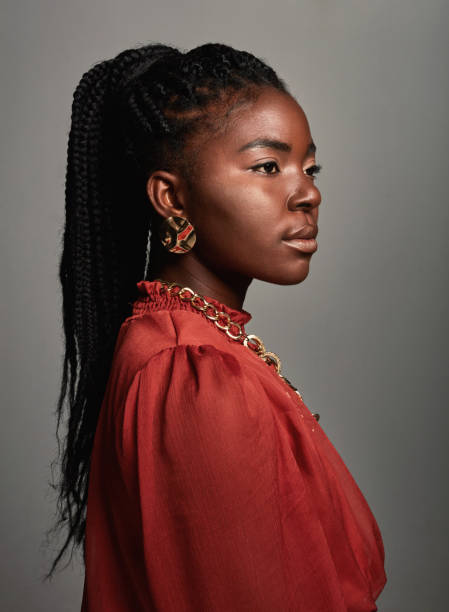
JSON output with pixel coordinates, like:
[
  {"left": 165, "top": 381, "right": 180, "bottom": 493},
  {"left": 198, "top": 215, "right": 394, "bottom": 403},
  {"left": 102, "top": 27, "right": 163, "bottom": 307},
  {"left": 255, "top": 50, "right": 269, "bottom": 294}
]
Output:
[{"left": 154, "top": 278, "right": 320, "bottom": 422}]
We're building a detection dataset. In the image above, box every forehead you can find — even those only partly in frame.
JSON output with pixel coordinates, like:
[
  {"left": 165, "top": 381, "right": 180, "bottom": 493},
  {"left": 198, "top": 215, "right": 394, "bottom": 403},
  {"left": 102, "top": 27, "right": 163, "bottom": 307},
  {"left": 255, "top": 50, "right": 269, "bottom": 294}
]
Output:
[
  {"left": 224, "top": 89, "right": 311, "bottom": 147},
  {"left": 182, "top": 88, "right": 313, "bottom": 172}
]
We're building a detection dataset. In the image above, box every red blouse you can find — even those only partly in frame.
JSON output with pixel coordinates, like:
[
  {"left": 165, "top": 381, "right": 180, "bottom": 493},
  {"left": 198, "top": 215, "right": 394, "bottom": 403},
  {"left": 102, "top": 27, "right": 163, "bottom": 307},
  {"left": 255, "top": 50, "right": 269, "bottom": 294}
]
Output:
[{"left": 81, "top": 279, "right": 386, "bottom": 611}]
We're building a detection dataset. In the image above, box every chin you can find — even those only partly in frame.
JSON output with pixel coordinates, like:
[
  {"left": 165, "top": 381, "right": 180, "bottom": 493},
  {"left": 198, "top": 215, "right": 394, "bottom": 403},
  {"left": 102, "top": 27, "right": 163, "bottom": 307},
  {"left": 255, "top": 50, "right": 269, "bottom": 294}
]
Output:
[{"left": 257, "top": 259, "right": 312, "bottom": 286}]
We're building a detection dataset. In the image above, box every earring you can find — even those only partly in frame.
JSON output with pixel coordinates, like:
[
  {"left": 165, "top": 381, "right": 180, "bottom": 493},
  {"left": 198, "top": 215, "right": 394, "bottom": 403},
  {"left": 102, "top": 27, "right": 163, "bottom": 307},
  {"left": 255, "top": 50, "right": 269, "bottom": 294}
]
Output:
[{"left": 158, "top": 215, "right": 196, "bottom": 254}]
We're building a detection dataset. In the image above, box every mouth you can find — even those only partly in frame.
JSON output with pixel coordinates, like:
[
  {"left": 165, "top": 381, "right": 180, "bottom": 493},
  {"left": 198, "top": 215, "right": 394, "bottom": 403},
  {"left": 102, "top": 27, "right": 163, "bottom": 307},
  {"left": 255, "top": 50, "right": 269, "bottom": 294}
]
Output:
[{"left": 281, "top": 238, "right": 318, "bottom": 254}]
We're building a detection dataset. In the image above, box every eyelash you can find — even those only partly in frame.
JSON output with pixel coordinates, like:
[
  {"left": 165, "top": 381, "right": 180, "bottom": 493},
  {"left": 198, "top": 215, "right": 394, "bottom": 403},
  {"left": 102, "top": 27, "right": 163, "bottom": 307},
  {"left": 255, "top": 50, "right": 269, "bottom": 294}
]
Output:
[{"left": 251, "top": 161, "right": 322, "bottom": 179}]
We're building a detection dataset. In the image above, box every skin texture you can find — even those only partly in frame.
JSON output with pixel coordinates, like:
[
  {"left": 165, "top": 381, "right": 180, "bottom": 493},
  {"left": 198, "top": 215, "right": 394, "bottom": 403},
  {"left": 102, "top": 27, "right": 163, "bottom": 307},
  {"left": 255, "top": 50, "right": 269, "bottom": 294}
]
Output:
[{"left": 146, "top": 87, "right": 322, "bottom": 311}]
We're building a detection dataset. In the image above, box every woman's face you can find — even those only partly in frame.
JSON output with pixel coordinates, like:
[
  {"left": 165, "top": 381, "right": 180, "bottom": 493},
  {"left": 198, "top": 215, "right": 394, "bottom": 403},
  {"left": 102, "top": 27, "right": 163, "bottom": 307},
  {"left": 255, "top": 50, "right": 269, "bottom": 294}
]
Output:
[{"left": 184, "top": 87, "right": 322, "bottom": 286}]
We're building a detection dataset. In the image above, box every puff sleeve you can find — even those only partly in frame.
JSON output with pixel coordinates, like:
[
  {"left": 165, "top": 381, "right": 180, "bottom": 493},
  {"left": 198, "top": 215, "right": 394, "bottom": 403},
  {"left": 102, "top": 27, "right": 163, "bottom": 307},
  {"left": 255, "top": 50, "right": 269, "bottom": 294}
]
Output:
[{"left": 129, "top": 343, "right": 290, "bottom": 611}]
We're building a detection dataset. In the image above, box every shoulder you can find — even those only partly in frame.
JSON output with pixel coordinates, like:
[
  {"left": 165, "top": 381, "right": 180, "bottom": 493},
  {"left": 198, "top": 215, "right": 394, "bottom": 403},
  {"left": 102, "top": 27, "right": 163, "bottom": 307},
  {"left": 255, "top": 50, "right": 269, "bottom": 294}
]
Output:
[
  {"left": 112, "top": 308, "right": 253, "bottom": 385},
  {"left": 132, "top": 343, "right": 273, "bottom": 431},
  {"left": 139, "top": 342, "right": 242, "bottom": 376}
]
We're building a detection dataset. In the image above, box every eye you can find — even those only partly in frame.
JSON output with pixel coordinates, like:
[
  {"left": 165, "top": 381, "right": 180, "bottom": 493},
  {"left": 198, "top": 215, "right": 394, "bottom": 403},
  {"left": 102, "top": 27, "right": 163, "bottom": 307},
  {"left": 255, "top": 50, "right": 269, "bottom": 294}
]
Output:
[
  {"left": 304, "top": 163, "right": 322, "bottom": 179},
  {"left": 251, "top": 161, "right": 280, "bottom": 175}
]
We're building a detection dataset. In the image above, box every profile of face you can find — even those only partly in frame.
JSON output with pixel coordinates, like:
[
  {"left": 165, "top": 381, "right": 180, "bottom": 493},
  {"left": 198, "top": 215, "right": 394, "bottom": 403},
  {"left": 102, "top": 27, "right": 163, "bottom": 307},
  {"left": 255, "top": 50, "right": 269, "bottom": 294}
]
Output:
[{"left": 149, "top": 87, "right": 322, "bottom": 287}]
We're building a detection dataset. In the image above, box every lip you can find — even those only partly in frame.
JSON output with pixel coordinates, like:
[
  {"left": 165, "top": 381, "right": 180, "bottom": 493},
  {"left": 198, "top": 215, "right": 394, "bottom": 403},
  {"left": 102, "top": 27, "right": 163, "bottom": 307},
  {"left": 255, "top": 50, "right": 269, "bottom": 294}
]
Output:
[
  {"left": 284, "top": 224, "right": 318, "bottom": 240},
  {"left": 282, "top": 238, "right": 318, "bottom": 254}
]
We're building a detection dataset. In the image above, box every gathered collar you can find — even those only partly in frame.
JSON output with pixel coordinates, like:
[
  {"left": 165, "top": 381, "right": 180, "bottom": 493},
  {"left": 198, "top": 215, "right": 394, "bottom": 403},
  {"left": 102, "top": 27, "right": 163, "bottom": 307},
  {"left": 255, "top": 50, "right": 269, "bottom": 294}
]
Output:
[{"left": 132, "top": 279, "right": 252, "bottom": 327}]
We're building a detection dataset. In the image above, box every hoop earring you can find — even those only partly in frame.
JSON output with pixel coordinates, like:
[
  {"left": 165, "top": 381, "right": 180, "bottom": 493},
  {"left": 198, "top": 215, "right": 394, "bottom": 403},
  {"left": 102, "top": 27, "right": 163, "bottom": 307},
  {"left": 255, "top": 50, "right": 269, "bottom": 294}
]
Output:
[{"left": 158, "top": 215, "right": 196, "bottom": 254}]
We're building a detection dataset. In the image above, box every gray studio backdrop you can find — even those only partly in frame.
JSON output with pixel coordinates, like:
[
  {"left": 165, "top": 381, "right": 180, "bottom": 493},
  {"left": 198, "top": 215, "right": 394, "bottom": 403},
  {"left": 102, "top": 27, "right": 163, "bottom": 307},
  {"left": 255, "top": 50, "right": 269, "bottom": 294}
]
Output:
[{"left": 1, "top": 1, "right": 448, "bottom": 610}]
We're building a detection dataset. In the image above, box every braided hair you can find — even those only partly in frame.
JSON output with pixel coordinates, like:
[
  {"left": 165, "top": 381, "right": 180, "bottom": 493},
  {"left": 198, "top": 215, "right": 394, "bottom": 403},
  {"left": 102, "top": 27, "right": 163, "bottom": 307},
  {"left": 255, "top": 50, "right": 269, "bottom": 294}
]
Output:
[{"left": 44, "top": 41, "right": 289, "bottom": 579}]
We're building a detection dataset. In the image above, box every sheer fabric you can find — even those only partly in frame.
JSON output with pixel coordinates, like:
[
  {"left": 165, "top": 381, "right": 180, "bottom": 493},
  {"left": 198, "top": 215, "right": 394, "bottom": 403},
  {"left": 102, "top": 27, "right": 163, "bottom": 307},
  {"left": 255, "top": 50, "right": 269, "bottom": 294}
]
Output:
[{"left": 81, "top": 279, "right": 386, "bottom": 611}]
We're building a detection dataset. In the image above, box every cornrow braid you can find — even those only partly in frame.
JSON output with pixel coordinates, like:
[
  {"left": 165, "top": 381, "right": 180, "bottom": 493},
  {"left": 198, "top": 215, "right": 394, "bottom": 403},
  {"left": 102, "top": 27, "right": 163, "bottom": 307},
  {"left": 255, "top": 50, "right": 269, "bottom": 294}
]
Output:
[{"left": 44, "top": 41, "right": 289, "bottom": 580}]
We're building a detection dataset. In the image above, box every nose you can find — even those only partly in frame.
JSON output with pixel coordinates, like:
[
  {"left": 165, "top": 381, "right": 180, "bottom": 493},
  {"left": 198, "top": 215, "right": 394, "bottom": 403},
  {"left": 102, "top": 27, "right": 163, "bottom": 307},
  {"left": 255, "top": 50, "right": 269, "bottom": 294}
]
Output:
[{"left": 286, "top": 178, "right": 321, "bottom": 212}]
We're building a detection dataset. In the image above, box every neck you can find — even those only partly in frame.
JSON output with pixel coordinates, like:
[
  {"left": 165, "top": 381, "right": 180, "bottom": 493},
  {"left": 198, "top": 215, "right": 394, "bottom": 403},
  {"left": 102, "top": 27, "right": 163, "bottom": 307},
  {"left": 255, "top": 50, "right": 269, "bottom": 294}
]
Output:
[{"left": 148, "top": 254, "right": 252, "bottom": 312}]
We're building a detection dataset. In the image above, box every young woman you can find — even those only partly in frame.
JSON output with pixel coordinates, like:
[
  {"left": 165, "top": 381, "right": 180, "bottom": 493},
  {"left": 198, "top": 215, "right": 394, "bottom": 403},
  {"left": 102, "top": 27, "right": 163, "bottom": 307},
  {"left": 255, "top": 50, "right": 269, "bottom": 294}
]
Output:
[{"left": 47, "top": 42, "right": 387, "bottom": 610}]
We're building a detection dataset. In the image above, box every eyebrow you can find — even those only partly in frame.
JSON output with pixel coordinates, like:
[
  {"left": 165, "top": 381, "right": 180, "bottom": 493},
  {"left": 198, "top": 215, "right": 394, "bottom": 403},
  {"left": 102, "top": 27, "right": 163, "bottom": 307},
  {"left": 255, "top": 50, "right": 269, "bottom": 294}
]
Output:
[{"left": 237, "top": 138, "right": 316, "bottom": 155}]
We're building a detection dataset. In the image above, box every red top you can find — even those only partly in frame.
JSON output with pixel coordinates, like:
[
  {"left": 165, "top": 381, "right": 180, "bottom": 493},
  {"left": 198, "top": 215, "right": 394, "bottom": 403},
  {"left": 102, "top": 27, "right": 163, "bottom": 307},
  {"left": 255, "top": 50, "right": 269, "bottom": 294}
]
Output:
[{"left": 81, "top": 279, "right": 386, "bottom": 611}]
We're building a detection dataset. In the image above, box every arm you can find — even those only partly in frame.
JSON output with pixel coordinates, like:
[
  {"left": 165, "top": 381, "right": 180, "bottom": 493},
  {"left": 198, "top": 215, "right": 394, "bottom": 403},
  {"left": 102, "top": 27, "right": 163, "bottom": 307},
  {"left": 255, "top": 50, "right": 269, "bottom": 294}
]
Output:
[{"left": 133, "top": 343, "right": 288, "bottom": 611}]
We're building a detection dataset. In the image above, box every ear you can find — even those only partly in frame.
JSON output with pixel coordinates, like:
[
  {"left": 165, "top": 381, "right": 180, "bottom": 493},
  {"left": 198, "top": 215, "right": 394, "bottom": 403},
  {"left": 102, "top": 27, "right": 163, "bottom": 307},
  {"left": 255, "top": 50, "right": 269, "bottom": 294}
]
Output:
[{"left": 146, "top": 170, "right": 188, "bottom": 219}]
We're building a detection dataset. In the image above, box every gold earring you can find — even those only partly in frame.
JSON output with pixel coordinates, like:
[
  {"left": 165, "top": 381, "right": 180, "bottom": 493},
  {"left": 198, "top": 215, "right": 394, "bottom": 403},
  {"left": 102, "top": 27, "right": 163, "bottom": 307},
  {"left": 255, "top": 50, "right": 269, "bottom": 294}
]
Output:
[{"left": 158, "top": 215, "right": 196, "bottom": 254}]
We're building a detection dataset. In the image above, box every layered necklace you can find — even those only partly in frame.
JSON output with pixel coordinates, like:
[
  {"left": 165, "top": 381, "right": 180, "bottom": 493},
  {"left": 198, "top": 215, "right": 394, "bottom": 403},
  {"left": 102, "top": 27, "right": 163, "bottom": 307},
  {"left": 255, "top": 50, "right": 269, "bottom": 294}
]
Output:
[{"left": 155, "top": 278, "right": 320, "bottom": 422}]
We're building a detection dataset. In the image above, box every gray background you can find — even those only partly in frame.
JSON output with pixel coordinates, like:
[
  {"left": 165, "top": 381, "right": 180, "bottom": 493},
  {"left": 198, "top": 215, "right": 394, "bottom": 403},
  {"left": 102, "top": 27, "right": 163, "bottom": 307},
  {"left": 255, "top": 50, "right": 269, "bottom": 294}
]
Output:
[{"left": 1, "top": 1, "right": 448, "bottom": 610}]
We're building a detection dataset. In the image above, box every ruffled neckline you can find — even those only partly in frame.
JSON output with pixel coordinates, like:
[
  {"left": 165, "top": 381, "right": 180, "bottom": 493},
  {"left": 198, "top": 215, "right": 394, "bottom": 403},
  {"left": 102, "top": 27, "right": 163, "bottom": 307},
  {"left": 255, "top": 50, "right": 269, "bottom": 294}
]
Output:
[{"left": 132, "top": 279, "right": 252, "bottom": 327}]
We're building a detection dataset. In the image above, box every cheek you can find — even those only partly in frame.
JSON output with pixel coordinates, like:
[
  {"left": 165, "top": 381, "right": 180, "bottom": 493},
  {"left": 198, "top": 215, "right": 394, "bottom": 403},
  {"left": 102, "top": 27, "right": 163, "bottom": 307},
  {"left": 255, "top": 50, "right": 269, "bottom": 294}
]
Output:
[{"left": 193, "top": 182, "right": 282, "bottom": 251}]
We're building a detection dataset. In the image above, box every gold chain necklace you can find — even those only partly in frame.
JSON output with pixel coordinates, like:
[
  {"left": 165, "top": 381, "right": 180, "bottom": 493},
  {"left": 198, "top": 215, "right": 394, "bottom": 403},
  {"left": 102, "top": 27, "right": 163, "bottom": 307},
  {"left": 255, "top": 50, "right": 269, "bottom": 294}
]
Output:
[{"left": 154, "top": 278, "right": 320, "bottom": 422}]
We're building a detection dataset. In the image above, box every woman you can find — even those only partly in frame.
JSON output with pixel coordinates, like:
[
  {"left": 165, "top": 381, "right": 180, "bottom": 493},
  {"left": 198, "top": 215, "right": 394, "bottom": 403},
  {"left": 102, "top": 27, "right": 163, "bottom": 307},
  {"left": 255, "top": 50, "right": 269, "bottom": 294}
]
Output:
[{"left": 47, "top": 42, "right": 387, "bottom": 610}]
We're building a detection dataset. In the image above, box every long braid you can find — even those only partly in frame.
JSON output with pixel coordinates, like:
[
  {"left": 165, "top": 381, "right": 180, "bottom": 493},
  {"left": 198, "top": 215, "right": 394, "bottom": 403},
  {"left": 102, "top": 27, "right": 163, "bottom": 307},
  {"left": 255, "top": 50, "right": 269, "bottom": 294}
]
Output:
[{"left": 44, "top": 41, "right": 289, "bottom": 580}]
